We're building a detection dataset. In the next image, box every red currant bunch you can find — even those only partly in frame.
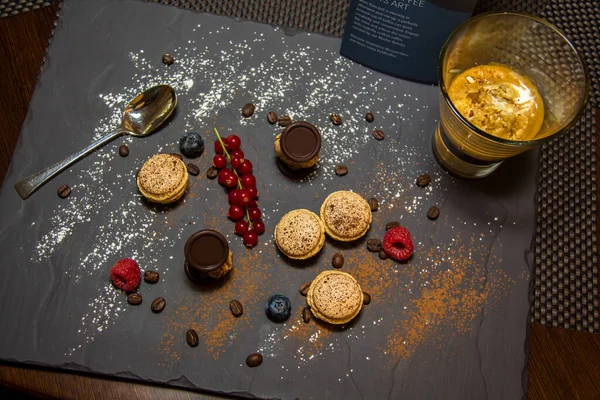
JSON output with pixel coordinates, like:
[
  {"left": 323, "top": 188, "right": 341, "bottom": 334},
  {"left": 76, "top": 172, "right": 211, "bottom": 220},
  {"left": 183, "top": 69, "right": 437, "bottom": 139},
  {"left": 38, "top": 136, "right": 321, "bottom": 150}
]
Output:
[{"left": 212, "top": 128, "right": 266, "bottom": 247}]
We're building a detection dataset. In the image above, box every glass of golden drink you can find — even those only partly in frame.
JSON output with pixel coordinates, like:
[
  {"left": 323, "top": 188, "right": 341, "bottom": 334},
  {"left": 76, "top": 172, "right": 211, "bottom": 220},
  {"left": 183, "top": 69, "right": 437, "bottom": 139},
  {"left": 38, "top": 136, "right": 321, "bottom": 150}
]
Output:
[{"left": 433, "top": 12, "right": 589, "bottom": 179}]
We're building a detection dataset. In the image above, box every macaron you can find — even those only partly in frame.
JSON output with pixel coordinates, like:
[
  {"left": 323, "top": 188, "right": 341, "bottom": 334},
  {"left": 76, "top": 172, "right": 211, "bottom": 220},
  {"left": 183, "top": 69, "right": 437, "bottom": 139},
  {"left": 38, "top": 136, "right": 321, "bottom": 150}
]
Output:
[
  {"left": 274, "top": 209, "right": 325, "bottom": 260},
  {"left": 319, "top": 191, "right": 372, "bottom": 241},
  {"left": 307, "top": 270, "right": 363, "bottom": 325},
  {"left": 137, "top": 154, "right": 188, "bottom": 204}
]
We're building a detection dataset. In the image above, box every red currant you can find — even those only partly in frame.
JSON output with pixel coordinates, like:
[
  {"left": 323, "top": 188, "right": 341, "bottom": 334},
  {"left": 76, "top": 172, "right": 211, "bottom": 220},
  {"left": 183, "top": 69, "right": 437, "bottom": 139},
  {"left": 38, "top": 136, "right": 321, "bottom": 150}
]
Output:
[
  {"left": 231, "top": 157, "right": 244, "bottom": 169},
  {"left": 218, "top": 168, "right": 233, "bottom": 185},
  {"left": 226, "top": 135, "right": 241, "bottom": 151},
  {"left": 246, "top": 187, "right": 258, "bottom": 199},
  {"left": 238, "top": 189, "right": 253, "bottom": 206},
  {"left": 238, "top": 160, "right": 253, "bottom": 175},
  {"left": 213, "top": 154, "right": 227, "bottom": 169},
  {"left": 228, "top": 189, "right": 242, "bottom": 206},
  {"left": 230, "top": 149, "right": 244, "bottom": 159},
  {"left": 228, "top": 205, "right": 245, "bottom": 221},
  {"left": 243, "top": 230, "right": 258, "bottom": 247},
  {"left": 224, "top": 173, "right": 239, "bottom": 189},
  {"left": 248, "top": 207, "right": 262, "bottom": 221},
  {"left": 234, "top": 220, "right": 249, "bottom": 235},
  {"left": 214, "top": 140, "right": 224, "bottom": 154},
  {"left": 246, "top": 200, "right": 258, "bottom": 208},
  {"left": 253, "top": 220, "right": 265, "bottom": 235},
  {"left": 240, "top": 174, "right": 256, "bottom": 188}
]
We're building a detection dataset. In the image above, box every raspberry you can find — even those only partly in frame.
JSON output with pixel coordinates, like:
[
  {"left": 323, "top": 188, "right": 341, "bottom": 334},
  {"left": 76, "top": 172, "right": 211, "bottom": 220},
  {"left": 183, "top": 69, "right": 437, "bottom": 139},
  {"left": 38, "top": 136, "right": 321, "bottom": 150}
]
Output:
[
  {"left": 382, "top": 226, "right": 414, "bottom": 261},
  {"left": 109, "top": 258, "right": 141, "bottom": 292}
]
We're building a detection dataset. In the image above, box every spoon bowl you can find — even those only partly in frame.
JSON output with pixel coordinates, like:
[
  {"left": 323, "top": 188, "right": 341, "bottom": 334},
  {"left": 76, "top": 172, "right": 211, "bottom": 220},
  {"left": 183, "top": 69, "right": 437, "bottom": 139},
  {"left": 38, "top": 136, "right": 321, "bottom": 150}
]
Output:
[
  {"left": 14, "top": 85, "right": 177, "bottom": 199},
  {"left": 121, "top": 84, "right": 177, "bottom": 137}
]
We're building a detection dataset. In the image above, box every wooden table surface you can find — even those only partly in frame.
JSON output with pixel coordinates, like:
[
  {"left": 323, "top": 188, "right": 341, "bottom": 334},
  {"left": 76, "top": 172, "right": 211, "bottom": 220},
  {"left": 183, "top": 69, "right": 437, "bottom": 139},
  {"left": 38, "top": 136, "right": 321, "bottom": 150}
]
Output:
[{"left": 1, "top": 4, "right": 599, "bottom": 400}]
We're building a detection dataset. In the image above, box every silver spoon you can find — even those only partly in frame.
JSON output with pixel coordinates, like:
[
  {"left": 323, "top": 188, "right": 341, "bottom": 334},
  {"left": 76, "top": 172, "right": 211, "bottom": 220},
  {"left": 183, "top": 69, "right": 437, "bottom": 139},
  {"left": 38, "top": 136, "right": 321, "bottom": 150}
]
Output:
[{"left": 15, "top": 84, "right": 177, "bottom": 199}]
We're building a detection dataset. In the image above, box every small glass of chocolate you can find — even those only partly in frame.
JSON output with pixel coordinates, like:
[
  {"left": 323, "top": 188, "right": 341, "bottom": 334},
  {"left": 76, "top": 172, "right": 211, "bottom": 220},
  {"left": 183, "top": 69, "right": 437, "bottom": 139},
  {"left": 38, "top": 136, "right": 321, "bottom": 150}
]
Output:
[
  {"left": 274, "top": 121, "right": 321, "bottom": 179},
  {"left": 184, "top": 229, "right": 233, "bottom": 281}
]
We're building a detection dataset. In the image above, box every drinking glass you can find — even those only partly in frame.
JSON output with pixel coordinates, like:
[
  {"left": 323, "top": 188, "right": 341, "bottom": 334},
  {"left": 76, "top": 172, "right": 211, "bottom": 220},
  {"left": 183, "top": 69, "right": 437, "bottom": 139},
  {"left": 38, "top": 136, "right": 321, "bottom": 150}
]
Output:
[{"left": 433, "top": 12, "right": 589, "bottom": 179}]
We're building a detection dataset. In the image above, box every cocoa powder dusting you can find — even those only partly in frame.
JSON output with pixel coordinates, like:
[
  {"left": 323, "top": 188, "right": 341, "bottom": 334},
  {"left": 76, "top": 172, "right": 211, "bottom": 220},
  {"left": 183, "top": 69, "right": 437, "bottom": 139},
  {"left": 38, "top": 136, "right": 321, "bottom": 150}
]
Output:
[
  {"left": 385, "top": 234, "right": 515, "bottom": 360},
  {"left": 159, "top": 251, "right": 273, "bottom": 362}
]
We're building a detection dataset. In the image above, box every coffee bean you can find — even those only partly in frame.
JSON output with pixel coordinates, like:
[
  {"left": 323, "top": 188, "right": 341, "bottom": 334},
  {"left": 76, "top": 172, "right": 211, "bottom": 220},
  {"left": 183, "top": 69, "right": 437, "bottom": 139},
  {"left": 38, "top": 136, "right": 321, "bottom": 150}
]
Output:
[
  {"left": 246, "top": 353, "right": 263, "bottom": 368},
  {"left": 332, "top": 253, "right": 344, "bottom": 269},
  {"left": 362, "top": 292, "right": 371, "bottom": 305},
  {"left": 335, "top": 165, "right": 348, "bottom": 176},
  {"left": 299, "top": 281, "right": 311, "bottom": 296},
  {"left": 427, "top": 206, "right": 440, "bottom": 220},
  {"left": 367, "top": 238, "right": 382, "bottom": 252},
  {"left": 186, "top": 163, "right": 200, "bottom": 176},
  {"left": 330, "top": 113, "right": 342, "bottom": 126},
  {"left": 119, "top": 145, "right": 129, "bottom": 157},
  {"left": 127, "top": 293, "right": 142, "bottom": 306},
  {"left": 385, "top": 221, "right": 400, "bottom": 230},
  {"left": 368, "top": 197, "right": 379, "bottom": 212},
  {"left": 372, "top": 130, "right": 385, "bottom": 140},
  {"left": 206, "top": 167, "right": 218, "bottom": 179},
  {"left": 162, "top": 53, "right": 174, "bottom": 65},
  {"left": 378, "top": 249, "right": 388, "bottom": 260},
  {"left": 151, "top": 297, "right": 166, "bottom": 313},
  {"left": 242, "top": 103, "right": 255, "bottom": 118},
  {"left": 57, "top": 184, "right": 71, "bottom": 199},
  {"left": 229, "top": 300, "right": 244, "bottom": 317},
  {"left": 186, "top": 329, "right": 199, "bottom": 347},
  {"left": 278, "top": 115, "right": 292, "bottom": 127},
  {"left": 144, "top": 270, "right": 159, "bottom": 284},
  {"left": 169, "top": 153, "right": 184, "bottom": 160},
  {"left": 416, "top": 173, "right": 431, "bottom": 188},
  {"left": 267, "top": 111, "right": 278, "bottom": 124},
  {"left": 302, "top": 307, "right": 312, "bottom": 323},
  {"left": 365, "top": 112, "right": 374, "bottom": 123}
]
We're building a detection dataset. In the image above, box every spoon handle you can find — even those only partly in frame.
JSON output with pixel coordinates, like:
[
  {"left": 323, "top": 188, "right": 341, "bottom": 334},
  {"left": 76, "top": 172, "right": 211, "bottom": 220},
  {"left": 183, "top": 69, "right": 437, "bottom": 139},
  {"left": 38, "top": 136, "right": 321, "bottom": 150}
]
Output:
[{"left": 14, "top": 130, "right": 124, "bottom": 199}]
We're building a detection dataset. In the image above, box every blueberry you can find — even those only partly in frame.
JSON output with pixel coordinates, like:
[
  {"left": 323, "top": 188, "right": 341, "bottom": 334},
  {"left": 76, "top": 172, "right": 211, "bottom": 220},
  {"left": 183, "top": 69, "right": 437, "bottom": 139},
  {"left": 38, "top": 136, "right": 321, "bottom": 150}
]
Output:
[
  {"left": 179, "top": 132, "right": 204, "bottom": 158},
  {"left": 265, "top": 294, "right": 291, "bottom": 323}
]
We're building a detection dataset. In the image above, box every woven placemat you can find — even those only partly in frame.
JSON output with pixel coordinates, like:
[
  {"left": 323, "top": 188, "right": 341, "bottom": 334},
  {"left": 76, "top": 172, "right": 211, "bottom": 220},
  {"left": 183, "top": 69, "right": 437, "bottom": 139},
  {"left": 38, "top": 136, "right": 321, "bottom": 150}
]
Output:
[{"left": 0, "top": 0, "right": 53, "bottom": 18}]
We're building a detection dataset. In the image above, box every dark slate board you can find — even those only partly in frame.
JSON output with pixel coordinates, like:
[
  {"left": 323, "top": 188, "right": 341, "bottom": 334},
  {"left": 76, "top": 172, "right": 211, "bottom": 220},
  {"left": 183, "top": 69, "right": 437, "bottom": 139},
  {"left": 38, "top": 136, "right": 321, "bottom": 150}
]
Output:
[{"left": 0, "top": 0, "right": 535, "bottom": 399}]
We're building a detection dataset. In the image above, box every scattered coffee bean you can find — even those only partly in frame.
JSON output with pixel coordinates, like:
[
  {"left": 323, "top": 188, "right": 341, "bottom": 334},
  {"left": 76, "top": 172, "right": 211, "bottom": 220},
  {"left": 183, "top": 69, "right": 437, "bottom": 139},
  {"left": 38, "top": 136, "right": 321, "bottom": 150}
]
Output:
[
  {"left": 362, "top": 292, "right": 371, "bottom": 305},
  {"left": 267, "top": 111, "right": 278, "bottom": 124},
  {"left": 302, "top": 307, "right": 312, "bottom": 323},
  {"left": 416, "top": 173, "right": 431, "bottom": 188},
  {"left": 242, "top": 103, "right": 255, "bottom": 118},
  {"left": 186, "top": 329, "right": 199, "bottom": 347},
  {"left": 57, "top": 184, "right": 71, "bottom": 199},
  {"left": 118, "top": 145, "right": 129, "bottom": 157},
  {"left": 335, "top": 164, "right": 348, "bottom": 176},
  {"left": 162, "top": 53, "right": 174, "bottom": 65},
  {"left": 378, "top": 249, "right": 388, "bottom": 260},
  {"left": 367, "top": 238, "right": 382, "bottom": 252},
  {"left": 365, "top": 112, "right": 374, "bottom": 123},
  {"left": 368, "top": 197, "right": 379, "bottom": 212},
  {"left": 299, "top": 281, "right": 311, "bottom": 296},
  {"left": 332, "top": 253, "right": 344, "bottom": 269},
  {"left": 144, "top": 270, "right": 159, "bottom": 284},
  {"left": 372, "top": 129, "right": 385, "bottom": 140},
  {"left": 385, "top": 221, "right": 400, "bottom": 230},
  {"left": 427, "top": 206, "right": 440, "bottom": 220},
  {"left": 229, "top": 300, "right": 244, "bottom": 318},
  {"left": 330, "top": 113, "right": 342, "bottom": 126},
  {"left": 169, "top": 153, "right": 184, "bottom": 160},
  {"left": 127, "top": 293, "right": 142, "bottom": 306},
  {"left": 246, "top": 353, "right": 263, "bottom": 368},
  {"left": 206, "top": 167, "right": 218, "bottom": 179},
  {"left": 278, "top": 115, "right": 292, "bottom": 127},
  {"left": 151, "top": 297, "right": 166, "bottom": 313},
  {"left": 186, "top": 163, "right": 200, "bottom": 176}
]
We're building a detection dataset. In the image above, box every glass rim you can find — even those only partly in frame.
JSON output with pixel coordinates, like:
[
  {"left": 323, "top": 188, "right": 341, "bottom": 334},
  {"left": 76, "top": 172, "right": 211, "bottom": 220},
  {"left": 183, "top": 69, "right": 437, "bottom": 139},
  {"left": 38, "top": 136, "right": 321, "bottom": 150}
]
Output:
[{"left": 438, "top": 12, "right": 590, "bottom": 147}]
